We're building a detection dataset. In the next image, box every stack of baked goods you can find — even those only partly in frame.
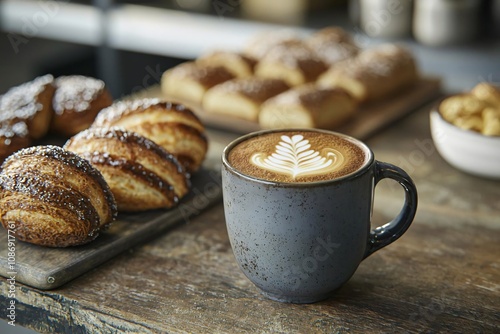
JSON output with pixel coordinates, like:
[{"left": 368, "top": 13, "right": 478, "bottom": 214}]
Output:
[
  {"left": 161, "top": 26, "right": 420, "bottom": 130},
  {"left": 0, "top": 75, "right": 208, "bottom": 247}
]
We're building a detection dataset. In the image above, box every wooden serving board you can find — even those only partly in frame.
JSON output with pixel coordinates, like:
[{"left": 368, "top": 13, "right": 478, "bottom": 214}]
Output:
[
  {"left": 136, "top": 77, "right": 441, "bottom": 139},
  {"left": 0, "top": 167, "right": 222, "bottom": 290}
]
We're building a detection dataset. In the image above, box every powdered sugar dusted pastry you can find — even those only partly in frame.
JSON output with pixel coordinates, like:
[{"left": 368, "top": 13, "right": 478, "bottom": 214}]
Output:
[
  {"left": 0, "top": 145, "right": 117, "bottom": 247},
  {"left": 65, "top": 128, "right": 190, "bottom": 212},
  {"left": 0, "top": 120, "right": 31, "bottom": 163},
  {"left": 93, "top": 99, "right": 207, "bottom": 173},
  {"left": 318, "top": 44, "right": 418, "bottom": 103},
  {"left": 161, "top": 62, "right": 235, "bottom": 105},
  {"left": 196, "top": 51, "right": 257, "bottom": 78},
  {"left": 254, "top": 43, "right": 328, "bottom": 87},
  {"left": 203, "top": 78, "right": 290, "bottom": 121},
  {"left": 306, "top": 27, "right": 360, "bottom": 66},
  {"left": 51, "top": 75, "right": 113, "bottom": 136},
  {"left": 0, "top": 74, "right": 54, "bottom": 140},
  {"left": 259, "top": 84, "right": 357, "bottom": 129}
]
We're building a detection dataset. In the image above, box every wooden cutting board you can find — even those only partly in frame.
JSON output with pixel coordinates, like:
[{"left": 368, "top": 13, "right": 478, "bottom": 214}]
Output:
[
  {"left": 136, "top": 77, "right": 442, "bottom": 140},
  {"left": 0, "top": 168, "right": 222, "bottom": 290}
]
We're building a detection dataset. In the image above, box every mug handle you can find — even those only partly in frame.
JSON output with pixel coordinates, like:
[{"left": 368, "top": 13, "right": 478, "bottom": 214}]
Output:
[{"left": 364, "top": 161, "right": 418, "bottom": 259}]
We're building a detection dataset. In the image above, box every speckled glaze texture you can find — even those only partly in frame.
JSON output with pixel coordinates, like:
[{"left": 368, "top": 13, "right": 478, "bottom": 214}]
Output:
[{"left": 222, "top": 129, "right": 418, "bottom": 304}]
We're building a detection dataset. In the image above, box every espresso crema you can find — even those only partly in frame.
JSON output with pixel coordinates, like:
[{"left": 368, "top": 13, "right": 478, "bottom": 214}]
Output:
[{"left": 227, "top": 130, "right": 368, "bottom": 183}]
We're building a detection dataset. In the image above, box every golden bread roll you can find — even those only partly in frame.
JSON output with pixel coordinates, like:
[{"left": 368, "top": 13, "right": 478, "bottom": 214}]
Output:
[
  {"left": 259, "top": 84, "right": 357, "bottom": 129},
  {"left": 470, "top": 83, "right": 500, "bottom": 107},
  {"left": 196, "top": 51, "right": 257, "bottom": 78},
  {"left": 0, "top": 145, "right": 117, "bottom": 247},
  {"left": 439, "top": 93, "right": 500, "bottom": 136},
  {"left": 318, "top": 44, "right": 418, "bottom": 103},
  {"left": 254, "top": 43, "right": 328, "bottom": 87},
  {"left": 161, "top": 62, "right": 235, "bottom": 105},
  {"left": 0, "top": 120, "right": 31, "bottom": 163},
  {"left": 243, "top": 30, "right": 304, "bottom": 59},
  {"left": 0, "top": 74, "right": 54, "bottom": 140},
  {"left": 202, "top": 78, "right": 290, "bottom": 121},
  {"left": 65, "top": 128, "right": 190, "bottom": 212},
  {"left": 51, "top": 75, "right": 113, "bottom": 136},
  {"left": 93, "top": 99, "right": 207, "bottom": 173},
  {"left": 306, "top": 27, "right": 360, "bottom": 66},
  {"left": 482, "top": 108, "right": 500, "bottom": 136}
]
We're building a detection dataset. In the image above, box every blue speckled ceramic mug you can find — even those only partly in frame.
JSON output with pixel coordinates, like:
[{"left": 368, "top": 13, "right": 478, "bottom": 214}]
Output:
[{"left": 222, "top": 129, "right": 417, "bottom": 303}]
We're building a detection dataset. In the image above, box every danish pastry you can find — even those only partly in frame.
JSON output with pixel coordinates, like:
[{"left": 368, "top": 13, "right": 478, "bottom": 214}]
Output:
[
  {"left": 161, "top": 62, "right": 235, "bottom": 105},
  {"left": 0, "top": 145, "right": 117, "bottom": 247},
  {"left": 259, "top": 84, "right": 357, "bottom": 129},
  {"left": 0, "top": 74, "right": 54, "bottom": 140},
  {"left": 318, "top": 44, "right": 418, "bottom": 103},
  {"left": 93, "top": 99, "right": 207, "bottom": 173},
  {"left": 65, "top": 128, "right": 190, "bottom": 212},
  {"left": 202, "top": 77, "right": 290, "bottom": 121},
  {"left": 51, "top": 75, "right": 113, "bottom": 136}
]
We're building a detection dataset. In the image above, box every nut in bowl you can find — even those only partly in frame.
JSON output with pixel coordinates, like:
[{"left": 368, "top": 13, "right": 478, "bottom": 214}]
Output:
[{"left": 430, "top": 83, "right": 500, "bottom": 179}]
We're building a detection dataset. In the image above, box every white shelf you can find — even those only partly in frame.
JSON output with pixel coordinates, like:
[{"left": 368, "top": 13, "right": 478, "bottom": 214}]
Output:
[{"left": 0, "top": 0, "right": 312, "bottom": 59}]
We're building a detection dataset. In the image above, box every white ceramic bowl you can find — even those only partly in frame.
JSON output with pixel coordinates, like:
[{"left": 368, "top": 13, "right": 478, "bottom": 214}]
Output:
[{"left": 430, "top": 110, "right": 500, "bottom": 179}]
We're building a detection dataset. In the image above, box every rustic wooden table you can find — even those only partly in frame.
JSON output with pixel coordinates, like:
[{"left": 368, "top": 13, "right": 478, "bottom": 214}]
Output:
[{"left": 1, "top": 104, "right": 500, "bottom": 333}]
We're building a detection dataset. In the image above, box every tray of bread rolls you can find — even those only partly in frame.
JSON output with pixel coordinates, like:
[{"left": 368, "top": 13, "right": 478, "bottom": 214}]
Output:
[
  {"left": 0, "top": 75, "right": 221, "bottom": 289},
  {"left": 152, "top": 27, "right": 441, "bottom": 139}
]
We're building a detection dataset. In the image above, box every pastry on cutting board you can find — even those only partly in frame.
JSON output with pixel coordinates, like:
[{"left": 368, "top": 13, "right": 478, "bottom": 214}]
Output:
[
  {"left": 0, "top": 74, "right": 55, "bottom": 140},
  {"left": 196, "top": 51, "right": 257, "bottom": 78},
  {"left": 254, "top": 42, "right": 328, "bottom": 87},
  {"left": 0, "top": 145, "right": 117, "bottom": 247},
  {"left": 51, "top": 75, "right": 113, "bottom": 136},
  {"left": 259, "top": 84, "right": 357, "bottom": 129},
  {"left": 93, "top": 98, "right": 207, "bottom": 173},
  {"left": 317, "top": 44, "right": 418, "bottom": 103},
  {"left": 161, "top": 62, "right": 235, "bottom": 106},
  {"left": 202, "top": 77, "right": 290, "bottom": 121},
  {"left": 306, "top": 27, "right": 360, "bottom": 66},
  {"left": 65, "top": 127, "right": 190, "bottom": 212}
]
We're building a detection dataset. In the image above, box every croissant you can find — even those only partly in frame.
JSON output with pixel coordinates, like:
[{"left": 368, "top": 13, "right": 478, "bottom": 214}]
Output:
[
  {"left": 93, "top": 99, "right": 207, "bottom": 173},
  {"left": 65, "top": 127, "right": 190, "bottom": 212},
  {"left": 0, "top": 145, "right": 117, "bottom": 247}
]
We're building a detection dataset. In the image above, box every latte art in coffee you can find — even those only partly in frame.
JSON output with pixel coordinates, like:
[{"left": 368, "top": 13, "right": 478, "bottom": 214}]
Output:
[
  {"left": 227, "top": 130, "right": 368, "bottom": 183},
  {"left": 251, "top": 135, "right": 345, "bottom": 180}
]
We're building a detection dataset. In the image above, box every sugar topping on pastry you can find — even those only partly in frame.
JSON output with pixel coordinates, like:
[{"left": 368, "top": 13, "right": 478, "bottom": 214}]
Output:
[{"left": 53, "top": 75, "right": 106, "bottom": 114}]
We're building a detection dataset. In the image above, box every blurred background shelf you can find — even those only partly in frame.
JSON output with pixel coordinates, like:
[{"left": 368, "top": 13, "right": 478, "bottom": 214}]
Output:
[{"left": 1, "top": 0, "right": 499, "bottom": 99}]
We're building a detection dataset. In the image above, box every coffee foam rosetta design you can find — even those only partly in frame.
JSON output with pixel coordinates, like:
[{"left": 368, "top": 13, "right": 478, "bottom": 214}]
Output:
[{"left": 250, "top": 134, "right": 344, "bottom": 180}]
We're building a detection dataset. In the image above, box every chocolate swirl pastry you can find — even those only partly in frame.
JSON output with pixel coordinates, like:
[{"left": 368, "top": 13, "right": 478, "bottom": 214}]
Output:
[
  {"left": 93, "top": 99, "right": 207, "bottom": 173},
  {"left": 0, "top": 145, "right": 117, "bottom": 247},
  {"left": 65, "top": 127, "right": 190, "bottom": 212},
  {"left": 51, "top": 75, "right": 113, "bottom": 136}
]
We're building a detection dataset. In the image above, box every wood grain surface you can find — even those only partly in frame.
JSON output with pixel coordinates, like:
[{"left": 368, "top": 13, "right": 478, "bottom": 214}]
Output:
[{"left": 1, "top": 105, "right": 499, "bottom": 333}]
